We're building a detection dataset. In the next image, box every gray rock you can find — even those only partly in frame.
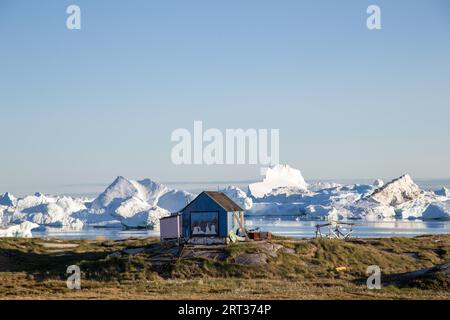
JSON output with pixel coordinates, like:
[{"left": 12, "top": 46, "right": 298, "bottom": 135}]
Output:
[{"left": 234, "top": 253, "right": 268, "bottom": 266}]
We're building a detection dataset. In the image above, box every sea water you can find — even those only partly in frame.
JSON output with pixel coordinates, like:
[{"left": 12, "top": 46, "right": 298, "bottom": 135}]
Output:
[{"left": 31, "top": 217, "right": 450, "bottom": 240}]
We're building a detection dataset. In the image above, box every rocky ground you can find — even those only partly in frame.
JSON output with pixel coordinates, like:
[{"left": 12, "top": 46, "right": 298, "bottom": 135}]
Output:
[{"left": 0, "top": 235, "right": 448, "bottom": 299}]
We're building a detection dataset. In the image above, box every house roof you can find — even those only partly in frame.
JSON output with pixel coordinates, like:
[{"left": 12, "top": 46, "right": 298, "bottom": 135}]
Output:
[{"left": 204, "top": 191, "right": 244, "bottom": 212}]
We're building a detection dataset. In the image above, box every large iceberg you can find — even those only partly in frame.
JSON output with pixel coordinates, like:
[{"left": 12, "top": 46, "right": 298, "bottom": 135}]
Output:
[
  {"left": 248, "top": 164, "right": 308, "bottom": 198},
  {"left": 92, "top": 176, "right": 194, "bottom": 213},
  {"left": 80, "top": 176, "right": 194, "bottom": 228},
  {"left": 367, "top": 174, "right": 423, "bottom": 206}
]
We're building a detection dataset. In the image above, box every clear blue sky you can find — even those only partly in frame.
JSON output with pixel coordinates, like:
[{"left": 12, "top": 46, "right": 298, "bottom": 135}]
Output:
[{"left": 1, "top": 0, "right": 450, "bottom": 195}]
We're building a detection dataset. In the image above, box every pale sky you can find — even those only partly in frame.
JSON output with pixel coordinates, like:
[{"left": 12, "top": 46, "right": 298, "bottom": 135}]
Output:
[{"left": 1, "top": 0, "right": 450, "bottom": 195}]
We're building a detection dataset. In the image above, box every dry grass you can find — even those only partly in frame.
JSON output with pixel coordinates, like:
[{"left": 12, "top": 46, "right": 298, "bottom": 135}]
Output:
[{"left": 0, "top": 235, "right": 449, "bottom": 300}]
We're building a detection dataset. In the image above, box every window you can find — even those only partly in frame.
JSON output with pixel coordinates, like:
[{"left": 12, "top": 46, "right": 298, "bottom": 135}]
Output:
[{"left": 190, "top": 211, "right": 219, "bottom": 236}]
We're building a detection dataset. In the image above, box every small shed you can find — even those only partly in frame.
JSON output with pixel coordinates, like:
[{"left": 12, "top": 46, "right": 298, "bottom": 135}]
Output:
[
  {"left": 160, "top": 214, "right": 182, "bottom": 241},
  {"left": 180, "top": 191, "right": 245, "bottom": 244}
]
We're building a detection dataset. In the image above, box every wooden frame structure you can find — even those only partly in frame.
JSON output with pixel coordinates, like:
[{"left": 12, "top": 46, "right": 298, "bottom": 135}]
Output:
[{"left": 315, "top": 221, "right": 355, "bottom": 239}]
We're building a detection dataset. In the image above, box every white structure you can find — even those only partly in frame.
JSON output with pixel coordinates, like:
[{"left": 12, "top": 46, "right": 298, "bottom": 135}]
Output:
[{"left": 160, "top": 214, "right": 182, "bottom": 240}]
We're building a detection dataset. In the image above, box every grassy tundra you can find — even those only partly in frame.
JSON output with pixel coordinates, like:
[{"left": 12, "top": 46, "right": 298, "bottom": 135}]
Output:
[{"left": 0, "top": 235, "right": 448, "bottom": 299}]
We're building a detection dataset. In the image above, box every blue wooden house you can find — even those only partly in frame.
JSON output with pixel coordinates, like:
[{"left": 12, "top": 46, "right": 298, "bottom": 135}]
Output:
[{"left": 179, "top": 191, "right": 245, "bottom": 244}]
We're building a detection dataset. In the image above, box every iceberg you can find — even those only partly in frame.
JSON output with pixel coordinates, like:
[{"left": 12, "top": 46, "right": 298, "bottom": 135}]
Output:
[
  {"left": 92, "top": 176, "right": 194, "bottom": 213},
  {"left": 259, "top": 186, "right": 313, "bottom": 203},
  {"left": 0, "top": 192, "right": 17, "bottom": 207},
  {"left": 11, "top": 196, "right": 86, "bottom": 229},
  {"left": 248, "top": 164, "right": 308, "bottom": 198},
  {"left": 347, "top": 200, "right": 396, "bottom": 221},
  {"left": 121, "top": 206, "right": 170, "bottom": 228},
  {"left": 308, "top": 182, "right": 342, "bottom": 192},
  {"left": 303, "top": 205, "right": 347, "bottom": 221},
  {"left": 367, "top": 174, "right": 423, "bottom": 206},
  {"left": 221, "top": 186, "right": 253, "bottom": 210},
  {"left": 395, "top": 199, "right": 430, "bottom": 220},
  {"left": 422, "top": 201, "right": 450, "bottom": 220},
  {"left": 156, "top": 189, "right": 195, "bottom": 212},
  {"left": 113, "top": 196, "right": 151, "bottom": 219},
  {"left": 249, "top": 202, "right": 306, "bottom": 216},
  {"left": 91, "top": 176, "right": 152, "bottom": 210},
  {"left": 71, "top": 208, "right": 120, "bottom": 228},
  {"left": 75, "top": 176, "right": 194, "bottom": 228},
  {"left": 0, "top": 221, "right": 39, "bottom": 238}
]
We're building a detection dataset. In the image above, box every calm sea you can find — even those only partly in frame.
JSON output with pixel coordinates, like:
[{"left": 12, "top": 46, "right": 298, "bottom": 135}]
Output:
[{"left": 32, "top": 217, "right": 450, "bottom": 240}]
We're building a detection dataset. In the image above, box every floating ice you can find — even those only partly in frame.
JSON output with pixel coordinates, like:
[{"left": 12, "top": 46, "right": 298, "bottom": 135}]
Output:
[
  {"left": 121, "top": 206, "right": 170, "bottom": 228},
  {"left": 248, "top": 164, "right": 308, "bottom": 198},
  {"left": 0, "top": 221, "right": 39, "bottom": 238},
  {"left": 422, "top": 201, "right": 450, "bottom": 220},
  {"left": 221, "top": 186, "right": 253, "bottom": 210},
  {"left": 367, "top": 174, "right": 423, "bottom": 206},
  {"left": 0, "top": 192, "right": 17, "bottom": 207}
]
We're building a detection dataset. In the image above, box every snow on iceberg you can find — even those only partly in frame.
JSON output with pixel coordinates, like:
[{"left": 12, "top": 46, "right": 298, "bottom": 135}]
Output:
[
  {"left": 346, "top": 200, "right": 396, "bottom": 221},
  {"left": 248, "top": 164, "right": 308, "bottom": 198},
  {"left": 113, "top": 196, "right": 151, "bottom": 219},
  {"left": 0, "top": 221, "right": 39, "bottom": 238},
  {"left": 249, "top": 202, "right": 306, "bottom": 216},
  {"left": 92, "top": 176, "right": 194, "bottom": 213},
  {"left": 422, "top": 201, "right": 450, "bottom": 220},
  {"left": 303, "top": 205, "right": 347, "bottom": 221},
  {"left": 11, "top": 196, "right": 86, "bottom": 230},
  {"left": 221, "top": 186, "right": 253, "bottom": 210},
  {"left": 308, "top": 182, "right": 342, "bottom": 192},
  {"left": 71, "top": 208, "right": 121, "bottom": 228},
  {"left": 156, "top": 189, "right": 195, "bottom": 213},
  {"left": 247, "top": 177, "right": 376, "bottom": 220},
  {"left": 395, "top": 199, "right": 431, "bottom": 220},
  {"left": 121, "top": 206, "right": 170, "bottom": 228},
  {"left": 367, "top": 174, "right": 423, "bottom": 206},
  {"left": 75, "top": 176, "right": 194, "bottom": 229},
  {"left": 15, "top": 193, "right": 57, "bottom": 212},
  {"left": 259, "top": 186, "right": 313, "bottom": 203},
  {"left": 91, "top": 176, "right": 151, "bottom": 210}
]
